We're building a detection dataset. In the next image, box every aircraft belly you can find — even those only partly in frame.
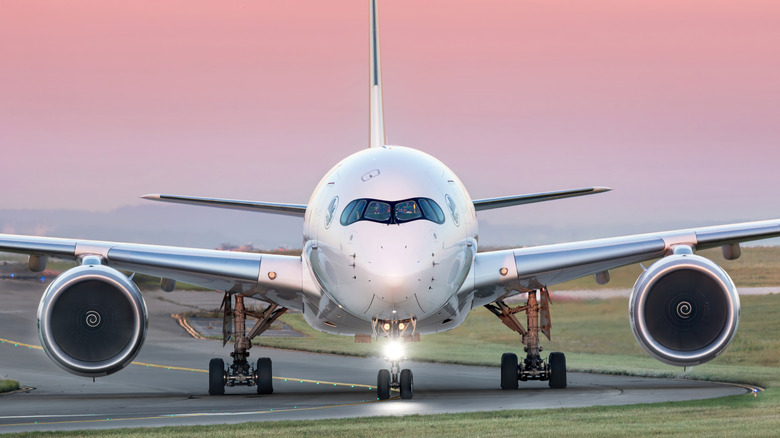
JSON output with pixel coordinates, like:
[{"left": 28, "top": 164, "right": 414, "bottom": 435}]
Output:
[{"left": 301, "top": 292, "right": 374, "bottom": 335}]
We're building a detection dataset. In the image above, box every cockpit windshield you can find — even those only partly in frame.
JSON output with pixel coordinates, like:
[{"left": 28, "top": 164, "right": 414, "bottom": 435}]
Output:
[{"left": 340, "top": 198, "right": 445, "bottom": 226}]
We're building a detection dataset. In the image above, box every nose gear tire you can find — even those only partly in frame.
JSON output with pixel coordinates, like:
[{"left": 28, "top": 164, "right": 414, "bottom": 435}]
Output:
[
  {"left": 377, "top": 369, "right": 391, "bottom": 400},
  {"left": 400, "top": 368, "right": 414, "bottom": 399}
]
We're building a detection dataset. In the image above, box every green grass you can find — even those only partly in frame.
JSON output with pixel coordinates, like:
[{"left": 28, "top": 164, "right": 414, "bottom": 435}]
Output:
[
  {"left": 0, "top": 379, "right": 19, "bottom": 393},
  {"left": 9, "top": 389, "right": 780, "bottom": 438}
]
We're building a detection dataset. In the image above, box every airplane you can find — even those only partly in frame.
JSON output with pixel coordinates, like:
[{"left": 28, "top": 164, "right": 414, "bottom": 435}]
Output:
[{"left": 2, "top": 0, "right": 780, "bottom": 401}]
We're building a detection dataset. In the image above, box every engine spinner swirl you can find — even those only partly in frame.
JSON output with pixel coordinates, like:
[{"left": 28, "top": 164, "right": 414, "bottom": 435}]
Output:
[
  {"left": 675, "top": 301, "right": 693, "bottom": 319},
  {"left": 85, "top": 310, "right": 102, "bottom": 328}
]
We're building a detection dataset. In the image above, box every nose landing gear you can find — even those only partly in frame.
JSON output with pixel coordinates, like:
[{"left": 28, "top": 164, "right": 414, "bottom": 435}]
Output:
[
  {"left": 377, "top": 358, "right": 414, "bottom": 400},
  {"left": 374, "top": 317, "right": 417, "bottom": 400}
]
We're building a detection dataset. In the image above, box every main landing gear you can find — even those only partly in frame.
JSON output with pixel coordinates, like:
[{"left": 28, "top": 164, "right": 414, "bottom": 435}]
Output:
[
  {"left": 374, "top": 318, "right": 417, "bottom": 400},
  {"left": 208, "top": 293, "right": 288, "bottom": 395},
  {"left": 485, "top": 287, "right": 567, "bottom": 390}
]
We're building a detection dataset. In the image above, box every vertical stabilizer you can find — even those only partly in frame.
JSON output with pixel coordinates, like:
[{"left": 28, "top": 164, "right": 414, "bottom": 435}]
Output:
[{"left": 369, "top": 0, "right": 386, "bottom": 148}]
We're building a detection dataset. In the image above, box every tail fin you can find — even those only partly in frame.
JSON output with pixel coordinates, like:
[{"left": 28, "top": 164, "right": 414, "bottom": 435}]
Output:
[{"left": 369, "top": 0, "right": 386, "bottom": 148}]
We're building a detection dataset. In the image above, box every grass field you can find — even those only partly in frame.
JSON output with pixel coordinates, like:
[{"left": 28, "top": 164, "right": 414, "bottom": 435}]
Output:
[{"left": 0, "top": 379, "right": 19, "bottom": 393}]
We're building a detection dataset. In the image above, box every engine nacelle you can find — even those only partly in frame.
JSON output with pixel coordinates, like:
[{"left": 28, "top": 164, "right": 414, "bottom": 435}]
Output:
[
  {"left": 629, "top": 253, "right": 739, "bottom": 367},
  {"left": 37, "top": 264, "right": 148, "bottom": 377}
]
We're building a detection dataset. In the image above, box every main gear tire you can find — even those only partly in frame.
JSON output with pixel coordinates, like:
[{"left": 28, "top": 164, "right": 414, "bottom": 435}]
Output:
[
  {"left": 548, "top": 352, "right": 567, "bottom": 389},
  {"left": 209, "top": 358, "right": 225, "bottom": 395},
  {"left": 501, "top": 353, "right": 519, "bottom": 390}
]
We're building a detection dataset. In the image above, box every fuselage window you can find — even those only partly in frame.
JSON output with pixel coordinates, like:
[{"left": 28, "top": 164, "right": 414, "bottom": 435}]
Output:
[{"left": 340, "top": 198, "right": 445, "bottom": 226}]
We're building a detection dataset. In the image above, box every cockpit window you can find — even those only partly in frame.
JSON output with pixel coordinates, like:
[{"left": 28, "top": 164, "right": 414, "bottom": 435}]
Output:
[
  {"left": 394, "top": 200, "right": 422, "bottom": 221},
  {"left": 340, "top": 198, "right": 446, "bottom": 226},
  {"left": 365, "top": 201, "right": 392, "bottom": 221},
  {"left": 340, "top": 199, "right": 367, "bottom": 225},
  {"left": 418, "top": 198, "right": 445, "bottom": 223}
]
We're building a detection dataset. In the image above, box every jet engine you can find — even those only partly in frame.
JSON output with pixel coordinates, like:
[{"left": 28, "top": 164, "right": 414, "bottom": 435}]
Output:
[
  {"left": 37, "top": 263, "right": 148, "bottom": 377},
  {"left": 629, "top": 252, "right": 739, "bottom": 367}
]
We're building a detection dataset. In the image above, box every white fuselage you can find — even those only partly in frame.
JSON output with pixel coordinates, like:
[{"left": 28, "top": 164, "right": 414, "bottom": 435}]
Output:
[{"left": 301, "top": 146, "right": 478, "bottom": 335}]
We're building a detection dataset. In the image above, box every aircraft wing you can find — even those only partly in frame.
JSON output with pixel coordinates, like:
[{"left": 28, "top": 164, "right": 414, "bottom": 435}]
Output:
[
  {"left": 0, "top": 234, "right": 308, "bottom": 310},
  {"left": 142, "top": 194, "right": 307, "bottom": 217},
  {"left": 465, "top": 219, "right": 780, "bottom": 307},
  {"left": 473, "top": 187, "right": 611, "bottom": 211}
]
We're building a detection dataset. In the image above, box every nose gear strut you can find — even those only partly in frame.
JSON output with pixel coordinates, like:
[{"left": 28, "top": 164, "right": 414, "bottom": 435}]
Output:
[
  {"left": 373, "top": 317, "right": 417, "bottom": 400},
  {"left": 484, "top": 287, "right": 567, "bottom": 390},
  {"left": 208, "top": 292, "right": 288, "bottom": 395}
]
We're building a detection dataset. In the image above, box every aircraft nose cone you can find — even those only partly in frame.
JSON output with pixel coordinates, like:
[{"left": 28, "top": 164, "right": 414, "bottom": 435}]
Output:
[{"left": 358, "top": 238, "right": 433, "bottom": 305}]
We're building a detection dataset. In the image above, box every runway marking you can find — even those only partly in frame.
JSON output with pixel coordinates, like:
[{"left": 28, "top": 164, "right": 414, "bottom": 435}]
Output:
[
  {"left": 1, "top": 336, "right": 388, "bottom": 428},
  {"left": 171, "top": 313, "right": 207, "bottom": 340},
  {"left": 0, "top": 338, "right": 42, "bottom": 350},
  {"left": 0, "top": 396, "right": 399, "bottom": 428},
  {"left": 1, "top": 337, "right": 376, "bottom": 390}
]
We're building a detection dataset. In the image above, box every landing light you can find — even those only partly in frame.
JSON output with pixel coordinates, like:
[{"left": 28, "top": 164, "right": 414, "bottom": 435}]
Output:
[{"left": 384, "top": 341, "right": 405, "bottom": 361}]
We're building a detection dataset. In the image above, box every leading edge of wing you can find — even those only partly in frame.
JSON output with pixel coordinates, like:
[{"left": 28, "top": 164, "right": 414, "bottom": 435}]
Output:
[
  {"left": 466, "top": 218, "right": 780, "bottom": 306},
  {"left": 142, "top": 194, "right": 307, "bottom": 217},
  {"left": 0, "top": 234, "right": 307, "bottom": 310},
  {"left": 472, "top": 187, "right": 611, "bottom": 211}
]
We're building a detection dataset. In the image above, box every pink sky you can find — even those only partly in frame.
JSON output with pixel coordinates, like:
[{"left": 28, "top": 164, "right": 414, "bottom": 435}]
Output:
[{"left": 1, "top": 0, "right": 779, "bottom": 237}]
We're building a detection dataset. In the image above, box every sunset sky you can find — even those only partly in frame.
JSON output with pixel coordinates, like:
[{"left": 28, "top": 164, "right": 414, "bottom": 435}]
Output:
[{"left": 1, "top": 0, "right": 779, "bottom": 246}]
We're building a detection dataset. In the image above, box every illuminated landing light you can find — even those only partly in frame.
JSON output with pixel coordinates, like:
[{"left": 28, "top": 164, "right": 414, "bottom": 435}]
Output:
[
  {"left": 500, "top": 267, "right": 508, "bottom": 276},
  {"left": 384, "top": 341, "right": 405, "bottom": 361}
]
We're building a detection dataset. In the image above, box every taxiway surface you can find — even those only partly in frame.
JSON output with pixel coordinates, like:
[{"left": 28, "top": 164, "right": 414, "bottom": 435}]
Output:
[{"left": 0, "top": 279, "right": 748, "bottom": 433}]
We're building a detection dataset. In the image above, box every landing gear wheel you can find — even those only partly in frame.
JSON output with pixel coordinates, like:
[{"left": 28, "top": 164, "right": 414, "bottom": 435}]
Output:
[
  {"left": 377, "top": 369, "right": 391, "bottom": 400},
  {"left": 209, "top": 358, "right": 225, "bottom": 395},
  {"left": 400, "top": 368, "right": 414, "bottom": 400},
  {"left": 548, "top": 352, "right": 567, "bottom": 389},
  {"left": 256, "top": 357, "right": 273, "bottom": 394},
  {"left": 501, "top": 353, "right": 519, "bottom": 390}
]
